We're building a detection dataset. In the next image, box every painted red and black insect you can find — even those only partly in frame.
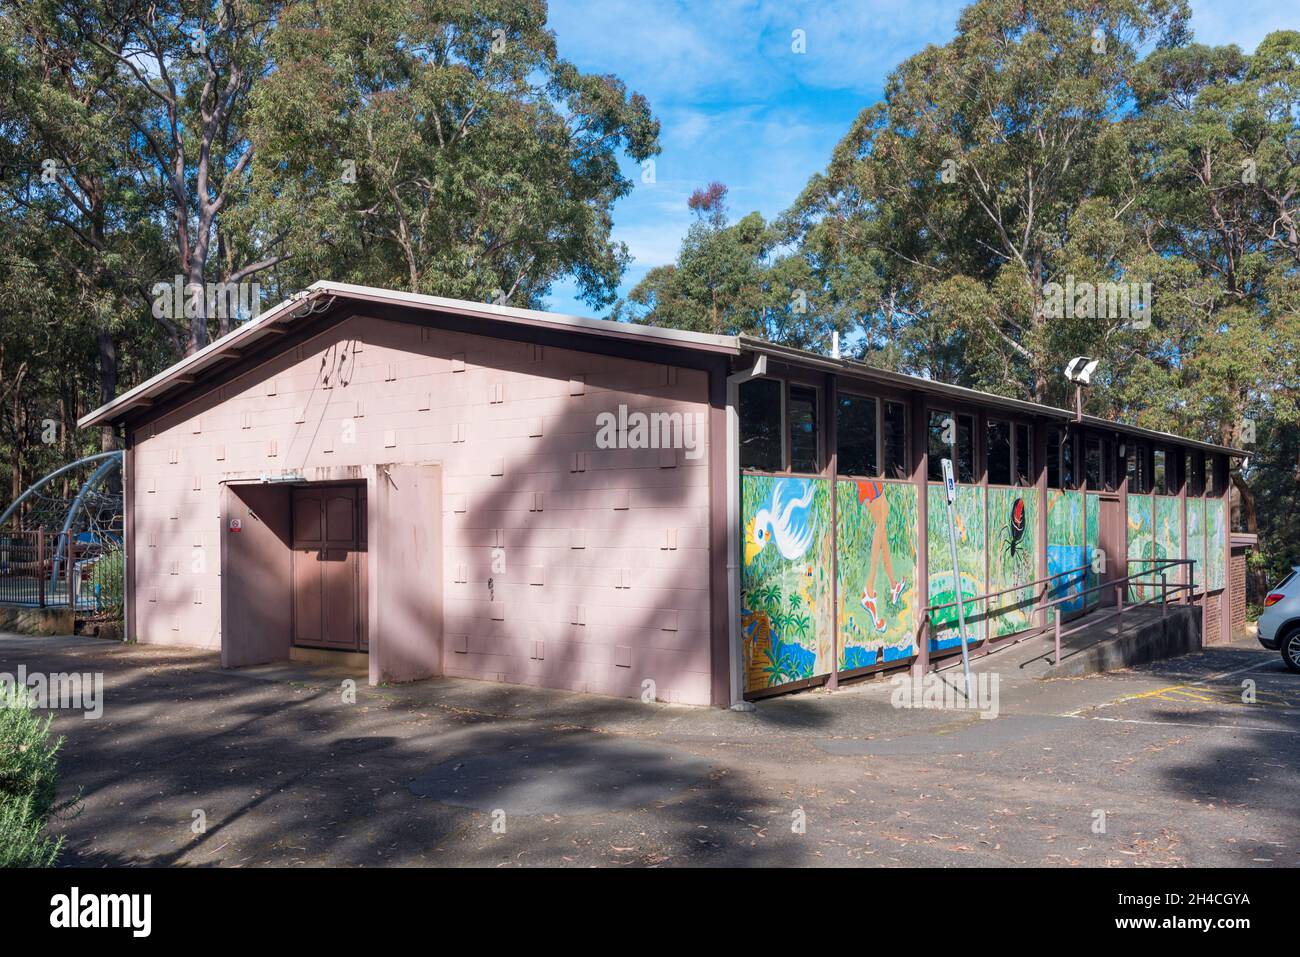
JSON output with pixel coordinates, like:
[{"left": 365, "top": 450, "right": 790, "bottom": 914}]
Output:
[{"left": 1001, "top": 497, "right": 1026, "bottom": 560}]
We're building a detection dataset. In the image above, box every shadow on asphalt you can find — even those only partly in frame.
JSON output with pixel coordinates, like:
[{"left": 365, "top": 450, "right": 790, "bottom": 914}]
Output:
[{"left": 12, "top": 639, "right": 811, "bottom": 866}]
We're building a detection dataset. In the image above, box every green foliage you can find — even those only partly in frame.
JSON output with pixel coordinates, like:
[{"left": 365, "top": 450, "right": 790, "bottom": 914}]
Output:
[
  {"left": 0, "top": 686, "right": 65, "bottom": 868},
  {"left": 0, "top": 0, "right": 661, "bottom": 511},
  {"left": 241, "top": 0, "right": 659, "bottom": 311},
  {"left": 634, "top": 0, "right": 1296, "bottom": 581},
  {"left": 93, "top": 545, "right": 126, "bottom": 620}
]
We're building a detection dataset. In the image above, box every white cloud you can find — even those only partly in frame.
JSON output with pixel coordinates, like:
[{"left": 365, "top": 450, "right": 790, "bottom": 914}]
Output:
[{"left": 544, "top": 0, "right": 1294, "bottom": 317}]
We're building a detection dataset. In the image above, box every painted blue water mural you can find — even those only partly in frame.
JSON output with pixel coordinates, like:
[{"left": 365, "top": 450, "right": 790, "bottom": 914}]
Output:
[{"left": 1047, "top": 543, "right": 1087, "bottom": 615}]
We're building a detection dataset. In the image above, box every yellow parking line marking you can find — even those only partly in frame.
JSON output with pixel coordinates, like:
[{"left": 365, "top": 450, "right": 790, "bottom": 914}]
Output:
[
  {"left": 1063, "top": 714, "right": 1300, "bottom": 735},
  {"left": 1060, "top": 655, "right": 1286, "bottom": 718}
]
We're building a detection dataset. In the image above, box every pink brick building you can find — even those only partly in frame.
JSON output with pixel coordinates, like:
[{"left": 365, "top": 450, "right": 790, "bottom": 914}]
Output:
[{"left": 81, "top": 282, "right": 1247, "bottom": 707}]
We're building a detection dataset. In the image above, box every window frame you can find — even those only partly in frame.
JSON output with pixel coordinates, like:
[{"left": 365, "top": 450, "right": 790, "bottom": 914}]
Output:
[
  {"left": 881, "top": 398, "right": 910, "bottom": 481},
  {"left": 1152, "top": 445, "right": 1168, "bottom": 495},
  {"left": 986, "top": 416, "right": 1035, "bottom": 488},
  {"left": 786, "top": 381, "right": 823, "bottom": 476},
  {"left": 1047, "top": 424, "right": 1079, "bottom": 490},
  {"left": 1084, "top": 434, "right": 1108, "bottom": 492},
  {"left": 1125, "top": 440, "right": 1149, "bottom": 495},
  {"left": 737, "top": 375, "right": 786, "bottom": 474},
  {"left": 834, "top": 387, "right": 880, "bottom": 479},
  {"left": 1186, "top": 449, "right": 1205, "bottom": 497},
  {"left": 926, "top": 403, "right": 980, "bottom": 484},
  {"left": 834, "top": 386, "right": 912, "bottom": 481}
]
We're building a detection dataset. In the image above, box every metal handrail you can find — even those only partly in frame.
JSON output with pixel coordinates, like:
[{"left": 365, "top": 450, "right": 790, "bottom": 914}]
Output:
[
  {"left": 926, "top": 556, "right": 1194, "bottom": 616},
  {"left": 924, "top": 561, "right": 1091, "bottom": 615},
  {"left": 924, "top": 555, "right": 1201, "bottom": 666},
  {"left": 1042, "top": 557, "right": 1194, "bottom": 614},
  {"left": 1047, "top": 558, "right": 1200, "bottom": 665}
]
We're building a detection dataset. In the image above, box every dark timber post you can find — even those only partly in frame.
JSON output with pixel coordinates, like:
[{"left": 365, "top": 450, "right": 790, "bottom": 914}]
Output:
[{"left": 911, "top": 391, "right": 929, "bottom": 679}]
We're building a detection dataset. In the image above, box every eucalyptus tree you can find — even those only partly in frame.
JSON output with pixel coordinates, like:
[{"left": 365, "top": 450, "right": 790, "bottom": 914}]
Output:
[
  {"left": 238, "top": 0, "right": 660, "bottom": 310},
  {"left": 785, "top": 0, "right": 1191, "bottom": 404},
  {"left": 1128, "top": 31, "right": 1300, "bottom": 552},
  {"left": 0, "top": 1, "right": 167, "bottom": 451}
]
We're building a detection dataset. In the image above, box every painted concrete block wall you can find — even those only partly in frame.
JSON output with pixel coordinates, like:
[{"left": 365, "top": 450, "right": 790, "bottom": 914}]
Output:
[{"left": 129, "top": 314, "right": 715, "bottom": 704}]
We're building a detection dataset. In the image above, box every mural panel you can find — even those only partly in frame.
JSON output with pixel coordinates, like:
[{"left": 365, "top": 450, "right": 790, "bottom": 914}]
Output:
[
  {"left": 927, "top": 484, "right": 986, "bottom": 651},
  {"left": 1127, "top": 495, "right": 1154, "bottom": 602},
  {"left": 836, "top": 480, "right": 919, "bottom": 670},
  {"left": 1048, "top": 490, "right": 1087, "bottom": 616},
  {"left": 740, "top": 476, "right": 834, "bottom": 693},
  {"left": 1206, "top": 497, "right": 1226, "bottom": 591},
  {"left": 1085, "top": 493, "right": 1101, "bottom": 610},
  {"left": 1186, "top": 497, "right": 1206, "bottom": 593},
  {"left": 1154, "top": 495, "right": 1182, "bottom": 589},
  {"left": 987, "top": 487, "right": 1039, "bottom": 637}
]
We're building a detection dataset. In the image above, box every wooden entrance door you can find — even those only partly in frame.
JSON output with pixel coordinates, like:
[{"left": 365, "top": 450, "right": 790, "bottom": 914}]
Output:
[
  {"left": 1097, "top": 494, "right": 1123, "bottom": 607},
  {"left": 292, "top": 485, "right": 367, "bottom": 651}
]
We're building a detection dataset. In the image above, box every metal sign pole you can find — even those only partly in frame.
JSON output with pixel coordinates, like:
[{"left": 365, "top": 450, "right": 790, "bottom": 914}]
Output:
[{"left": 941, "top": 458, "right": 974, "bottom": 700}]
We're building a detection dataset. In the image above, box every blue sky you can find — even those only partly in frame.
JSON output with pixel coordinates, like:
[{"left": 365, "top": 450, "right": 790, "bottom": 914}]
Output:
[{"left": 542, "top": 0, "right": 1297, "bottom": 317}]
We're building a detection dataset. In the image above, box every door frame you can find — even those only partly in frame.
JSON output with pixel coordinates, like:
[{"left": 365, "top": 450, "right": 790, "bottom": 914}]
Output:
[
  {"left": 290, "top": 480, "right": 368, "bottom": 653},
  {"left": 219, "top": 463, "right": 442, "bottom": 686}
]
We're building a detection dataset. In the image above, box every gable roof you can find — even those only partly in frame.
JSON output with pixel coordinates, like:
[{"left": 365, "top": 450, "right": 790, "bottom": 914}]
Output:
[
  {"left": 78, "top": 280, "right": 741, "bottom": 429},
  {"left": 78, "top": 280, "right": 1246, "bottom": 459}
]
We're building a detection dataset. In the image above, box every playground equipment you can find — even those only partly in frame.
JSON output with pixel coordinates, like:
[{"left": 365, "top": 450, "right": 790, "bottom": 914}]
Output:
[{"left": 0, "top": 450, "right": 124, "bottom": 609}]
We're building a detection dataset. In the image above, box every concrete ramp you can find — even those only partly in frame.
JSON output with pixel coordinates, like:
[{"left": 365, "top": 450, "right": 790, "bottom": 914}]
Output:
[{"left": 1016, "top": 604, "right": 1203, "bottom": 679}]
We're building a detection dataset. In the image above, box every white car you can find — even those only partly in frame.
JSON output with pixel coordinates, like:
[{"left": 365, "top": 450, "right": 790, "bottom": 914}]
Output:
[{"left": 1258, "top": 566, "right": 1300, "bottom": 673}]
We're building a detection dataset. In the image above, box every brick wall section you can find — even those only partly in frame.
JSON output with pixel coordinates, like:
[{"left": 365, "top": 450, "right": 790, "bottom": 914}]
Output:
[
  {"left": 129, "top": 314, "right": 716, "bottom": 705},
  {"left": 1230, "top": 546, "right": 1248, "bottom": 637},
  {"left": 1204, "top": 592, "right": 1222, "bottom": 645}
]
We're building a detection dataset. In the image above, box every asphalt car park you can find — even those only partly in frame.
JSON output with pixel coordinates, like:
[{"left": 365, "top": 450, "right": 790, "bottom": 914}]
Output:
[{"left": 3, "top": 630, "right": 1295, "bottom": 867}]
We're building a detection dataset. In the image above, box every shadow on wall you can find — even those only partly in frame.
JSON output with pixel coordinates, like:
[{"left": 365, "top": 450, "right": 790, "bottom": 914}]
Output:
[
  {"left": 141, "top": 306, "right": 723, "bottom": 704},
  {"left": 363, "top": 314, "right": 727, "bottom": 704}
]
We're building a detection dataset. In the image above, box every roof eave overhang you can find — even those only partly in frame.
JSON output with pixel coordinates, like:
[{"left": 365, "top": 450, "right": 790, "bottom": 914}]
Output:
[
  {"left": 78, "top": 289, "right": 322, "bottom": 430},
  {"left": 79, "top": 282, "right": 742, "bottom": 430}
]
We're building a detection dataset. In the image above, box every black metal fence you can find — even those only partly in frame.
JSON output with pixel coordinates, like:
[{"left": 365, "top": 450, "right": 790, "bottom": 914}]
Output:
[{"left": 0, "top": 528, "right": 120, "bottom": 611}]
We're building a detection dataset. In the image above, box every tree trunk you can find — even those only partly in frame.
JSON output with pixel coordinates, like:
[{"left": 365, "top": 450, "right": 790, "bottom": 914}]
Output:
[
  {"left": 98, "top": 330, "right": 118, "bottom": 452},
  {"left": 188, "top": 263, "right": 209, "bottom": 355}
]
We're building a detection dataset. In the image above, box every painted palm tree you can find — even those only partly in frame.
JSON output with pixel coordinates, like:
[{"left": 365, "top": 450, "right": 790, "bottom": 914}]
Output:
[{"left": 770, "top": 608, "right": 790, "bottom": 635}]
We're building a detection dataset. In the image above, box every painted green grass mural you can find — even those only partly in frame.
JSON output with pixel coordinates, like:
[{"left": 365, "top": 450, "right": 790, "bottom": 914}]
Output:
[
  {"left": 1085, "top": 493, "right": 1101, "bottom": 609},
  {"left": 836, "top": 480, "right": 918, "bottom": 669},
  {"left": 1154, "top": 495, "right": 1182, "bottom": 589},
  {"left": 1187, "top": 498, "right": 1206, "bottom": 593},
  {"left": 1127, "top": 495, "right": 1155, "bottom": 601},
  {"left": 1048, "top": 490, "right": 1086, "bottom": 616},
  {"left": 927, "top": 484, "right": 986, "bottom": 651},
  {"left": 987, "top": 487, "right": 1038, "bottom": 637},
  {"left": 740, "top": 475, "right": 833, "bottom": 692},
  {"left": 1206, "top": 498, "right": 1226, "bottom": 591}
]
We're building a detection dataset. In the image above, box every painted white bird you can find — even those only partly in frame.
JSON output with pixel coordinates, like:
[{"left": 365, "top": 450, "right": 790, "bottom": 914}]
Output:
[{"left": 745, "top": 479, "right": 816, "bottom": 565}]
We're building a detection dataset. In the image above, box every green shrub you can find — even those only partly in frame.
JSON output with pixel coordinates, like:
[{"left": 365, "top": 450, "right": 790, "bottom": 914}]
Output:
[
  {"left": 0, "top": 685, "right": 65, "bottom": 867},
  {"left": 93, "top": 545, "right": 125, "bottom": 620}
]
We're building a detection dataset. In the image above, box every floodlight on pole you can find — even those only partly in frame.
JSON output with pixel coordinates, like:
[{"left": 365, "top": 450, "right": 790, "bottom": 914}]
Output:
[{"left": 1064, "top": 356, "right": 1100, "bottom": 421}]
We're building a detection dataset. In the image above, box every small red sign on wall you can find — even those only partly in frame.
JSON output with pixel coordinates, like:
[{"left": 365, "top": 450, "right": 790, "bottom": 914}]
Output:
[{"left": 228, "top": 518, "right": 242, "bottom": 533}]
